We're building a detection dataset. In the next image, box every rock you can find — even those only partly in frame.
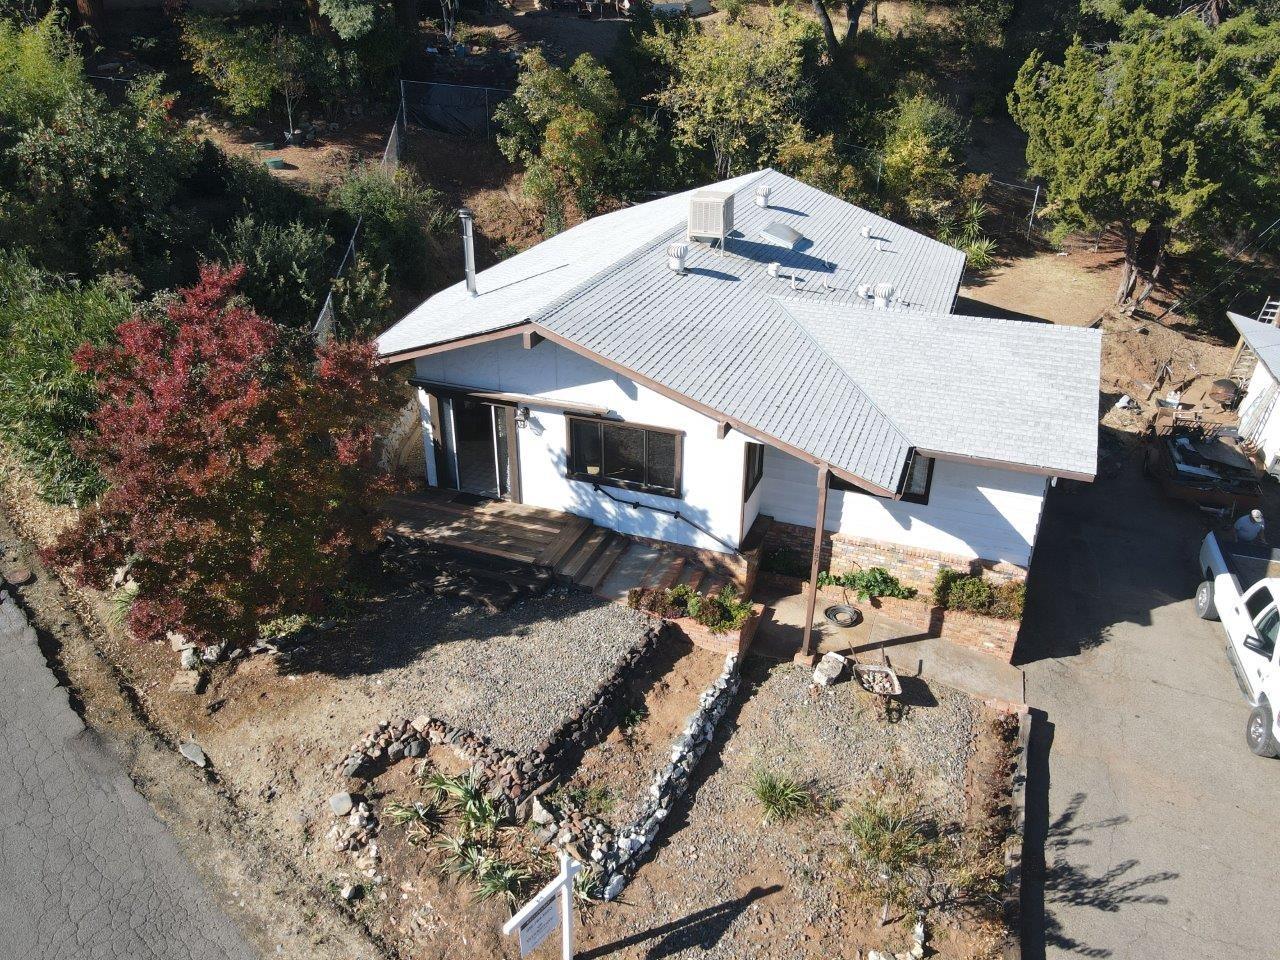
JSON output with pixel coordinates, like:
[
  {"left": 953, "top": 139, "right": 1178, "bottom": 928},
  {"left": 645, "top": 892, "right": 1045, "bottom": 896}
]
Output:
[
  {"left": 342, "top": 754, "right": 367, "bottom": 779},
  {"left": 340, "top": 884, "right": 358, "bottom": 901},
  {"left": 168, "top": 630, "right": 194, "bottom": 652},
  {"left": 530, "top": 797, "right": 554, "bottom": 826},
  {"left": 178, "top": 741, "right": 207, "bottom": 767},
  {"left": 329, "top": 792, "right": 354, "bottom": 816},
  {"left": 199, "top": 642, "right": 225, "bottom": 663},
  {"left": 180, "top": 647, "right": 200, "bottom": 671},
  {"left": 168, "top": 671, "right": 205, "bottom": 695},
  {"left": 4, "top": 566, "right": 33, "bottom": 587},
  {"left": 403, "top": 737, "right": 427, "bottom": 758},
  {"left": 602, "top": 874, "right": 626, "bottom": 901},
  {"left": 813, "top": 651, "right": 847, "bottom": 687}
]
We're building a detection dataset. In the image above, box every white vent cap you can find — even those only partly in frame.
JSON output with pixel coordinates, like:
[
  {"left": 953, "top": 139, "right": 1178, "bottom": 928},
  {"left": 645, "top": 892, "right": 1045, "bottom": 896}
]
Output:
[
  {"left": 873, "top": 282, "right": 896, "bottom": 308},
  {"left": 755, "top": 185, "right": 772, "bottom": 208},
  {"left": 667, "top": 242, "right": 689, "bottom": 275}
]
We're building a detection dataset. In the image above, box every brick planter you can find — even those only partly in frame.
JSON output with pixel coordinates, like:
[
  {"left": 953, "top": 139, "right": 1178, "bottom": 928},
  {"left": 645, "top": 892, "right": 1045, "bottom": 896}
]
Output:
[
  {"left": 633, "top": 604, "right": 764, "bottom": 656},
  {"left": 813, "top": 584, "right": 1022, "bottom": 663}
]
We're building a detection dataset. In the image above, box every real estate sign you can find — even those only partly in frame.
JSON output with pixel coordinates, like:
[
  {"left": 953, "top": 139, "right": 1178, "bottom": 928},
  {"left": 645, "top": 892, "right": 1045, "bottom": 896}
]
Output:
[{"left": 503, "top": 852, "right": 582, "bottom": 959}]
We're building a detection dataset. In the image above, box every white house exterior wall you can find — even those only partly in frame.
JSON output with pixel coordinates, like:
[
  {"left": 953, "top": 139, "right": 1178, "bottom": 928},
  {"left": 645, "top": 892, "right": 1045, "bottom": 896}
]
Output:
[
  {"left": 414, "top": 336, "right": 753, "bottom": 552},
  {"left": 755, "top": 446, "right": 1049, "bottom": 568},
  {"left": 1240, "top": 361, "right": 1280, "bottom": 470}
]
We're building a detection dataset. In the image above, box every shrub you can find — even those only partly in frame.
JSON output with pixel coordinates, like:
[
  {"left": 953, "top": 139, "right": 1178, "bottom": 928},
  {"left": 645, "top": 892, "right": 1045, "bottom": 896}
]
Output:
[
  {"left": 0, "top": 255, "right": 135, "bottom": 504},
  {"left": 215, "top": 215, "right": 334, "bottom": 329},
  {"left": 332, "top": 165, "right": 449, "bottom": 288},
  {"left": 817, "top": 566, "right": 916, "bottom": 602},
  {"left": 750, "top": 768, "right": 812, "bottom": 824},
  {"left": 932, "top": 569, "right": 1024, "bottom": 620},
  {"left": 0, "top": 12, "right": 84, "bottom": 136},
  {"left": 42, "top": 265, "right": 403, "bottom": 650},
  {"left": 694, "top": 584, "right": 752, "bottom": 634},
  {"left": 627, "top": 581, "right": 701, "bottom": 619}
]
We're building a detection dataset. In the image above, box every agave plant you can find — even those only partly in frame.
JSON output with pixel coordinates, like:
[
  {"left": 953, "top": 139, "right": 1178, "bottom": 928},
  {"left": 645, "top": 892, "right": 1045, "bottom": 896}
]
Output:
[{"left": 474, "top": 858, "right": 533, "bottom": 907}]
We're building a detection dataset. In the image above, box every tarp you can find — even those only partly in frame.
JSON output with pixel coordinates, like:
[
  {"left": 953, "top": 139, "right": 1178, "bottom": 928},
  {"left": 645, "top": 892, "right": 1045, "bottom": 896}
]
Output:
[{"left": 402, "top": 81, "right": 512, "bottom": 138}]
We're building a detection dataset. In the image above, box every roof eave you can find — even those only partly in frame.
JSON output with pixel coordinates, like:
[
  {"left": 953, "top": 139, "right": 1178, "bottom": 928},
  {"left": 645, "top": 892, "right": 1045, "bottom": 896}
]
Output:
[{"left": 914, "top": 448, "right": 1095, "bottom": 484}]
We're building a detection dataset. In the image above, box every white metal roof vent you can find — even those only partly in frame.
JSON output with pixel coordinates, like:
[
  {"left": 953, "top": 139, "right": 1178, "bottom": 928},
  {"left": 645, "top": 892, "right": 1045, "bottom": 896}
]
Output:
[
  {"left": 755, "top": 185, "right": 772, "bottom": 208},
  {"left": 687, "top": 190, "right": 734, "bottom": 251},
  {"left": 873, "top": 282, "right": 896, "bottom": 308},
  {"left": 666, "top": 242, "right": 689, "bottom": 275},
  {"left": 759, "top": 221, "right": 805, "bottom": 250}
]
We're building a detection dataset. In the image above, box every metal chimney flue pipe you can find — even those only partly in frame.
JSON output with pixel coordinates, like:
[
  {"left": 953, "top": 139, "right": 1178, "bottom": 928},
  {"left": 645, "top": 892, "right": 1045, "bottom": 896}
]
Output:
[{"left": 458, "top": 207, "right": 477, "bottom": 297}]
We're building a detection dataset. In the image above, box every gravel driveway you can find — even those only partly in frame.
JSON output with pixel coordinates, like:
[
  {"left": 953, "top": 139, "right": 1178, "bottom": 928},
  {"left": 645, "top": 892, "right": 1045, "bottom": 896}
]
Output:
[{"left": 0, "top": 591, "right": 256, "bottom": 960}]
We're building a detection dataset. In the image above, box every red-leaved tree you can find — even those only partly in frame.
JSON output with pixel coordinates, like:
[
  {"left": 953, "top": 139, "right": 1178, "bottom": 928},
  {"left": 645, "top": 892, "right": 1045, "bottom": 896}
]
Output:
[{"left": 44, "top": 264, "right": 402, "bottom": 648}]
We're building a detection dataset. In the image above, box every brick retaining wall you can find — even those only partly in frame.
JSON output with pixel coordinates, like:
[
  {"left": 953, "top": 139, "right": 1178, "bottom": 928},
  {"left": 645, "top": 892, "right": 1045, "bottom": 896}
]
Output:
[{"left": 763, "top": 521, "right": 1027, "bottom": 594}]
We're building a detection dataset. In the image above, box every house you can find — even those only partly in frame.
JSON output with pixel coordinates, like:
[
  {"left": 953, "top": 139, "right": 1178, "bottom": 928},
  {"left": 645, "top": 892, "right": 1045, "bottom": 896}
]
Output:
[
  {"left": 377, "top": 170, "right": 1101, "bottom": 656},
  {"left": 1230, "top": 304, "right": 1280, "bottom": 474}
]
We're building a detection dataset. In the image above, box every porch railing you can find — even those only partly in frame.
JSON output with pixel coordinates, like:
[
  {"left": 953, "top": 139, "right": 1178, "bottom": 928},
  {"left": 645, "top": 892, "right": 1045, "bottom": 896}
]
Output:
[{"left": 589, "top": 483, "right": 741, "bottom": 555}]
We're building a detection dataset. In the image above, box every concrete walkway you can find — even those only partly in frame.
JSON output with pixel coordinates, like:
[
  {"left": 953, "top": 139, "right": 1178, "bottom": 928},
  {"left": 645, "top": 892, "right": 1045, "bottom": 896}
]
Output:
[
  {"left": 0, "top": 591, "right": 257, "bottom": 960},
  {"left": 1017, "top": 462, "right": 1280, "bottom": 959},
  {"left": 752, "top": 580, "right": 1025, "bottom": 703}
]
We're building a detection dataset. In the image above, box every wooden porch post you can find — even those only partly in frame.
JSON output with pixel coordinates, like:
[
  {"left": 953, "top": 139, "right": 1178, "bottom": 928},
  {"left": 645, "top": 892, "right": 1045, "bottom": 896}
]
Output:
[{"left": 798, "top": 465, "right": 829, "bottom": 664}]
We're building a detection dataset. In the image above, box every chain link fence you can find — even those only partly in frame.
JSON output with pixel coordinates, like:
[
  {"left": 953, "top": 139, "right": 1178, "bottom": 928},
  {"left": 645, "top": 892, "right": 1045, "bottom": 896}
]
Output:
[
  {"left": 400, "top": 79, "right": 513, "bottom": 138},
  {"left": 312, "top": 100, "right": 406, "bottom": 342}
]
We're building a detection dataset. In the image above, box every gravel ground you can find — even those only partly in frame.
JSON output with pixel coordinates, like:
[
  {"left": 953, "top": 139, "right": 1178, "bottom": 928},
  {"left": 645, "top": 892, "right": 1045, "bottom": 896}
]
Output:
[
  {"left": 576, "top": 658, "right": 984, "bottom": 960},
  {"left": 285, "top": 585, "right": 654, "bottom": 755}
]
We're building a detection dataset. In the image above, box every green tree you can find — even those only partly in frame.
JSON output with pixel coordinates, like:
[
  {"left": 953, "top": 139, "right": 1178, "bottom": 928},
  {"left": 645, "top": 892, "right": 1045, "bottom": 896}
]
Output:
[
  {"left": 332, "top": 165, "right": 449, "bottom": 288},
  {"left": 4, "top": 76, "right": 197, "bottom": 283},
  {"left": 878, "top": 91, "right": 969, "bottom": 222},
  {"left": 643, "top": 9, "right": 822, "bottom": 178},
  {"left": 215, "top": 215, "right": 334, "bottom": 329},
  {"left": 0, "top": 11, "right": 83, "bottom": 138},
  {"left": 1010, "top": 11, "right": 1280, "bottom": 305},
  {"left": 496, "top": 50, "right": 623, "bottom": 229},
  {"left": 0, "top": 254, "right": 134, "bottom": 504}
]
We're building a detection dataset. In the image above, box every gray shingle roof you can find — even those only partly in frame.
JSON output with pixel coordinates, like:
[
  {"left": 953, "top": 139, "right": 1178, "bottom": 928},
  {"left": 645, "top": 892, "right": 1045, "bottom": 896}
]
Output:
[
  {"left": 378, "top": 169, "right": 1100, "bottom": 488},
  {"left": 781, "top": 301, "right": 1101, "bottom": 478}
]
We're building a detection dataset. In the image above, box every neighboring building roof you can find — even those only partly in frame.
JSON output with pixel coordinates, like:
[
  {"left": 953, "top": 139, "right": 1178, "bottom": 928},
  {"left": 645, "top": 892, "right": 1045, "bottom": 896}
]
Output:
[
  {"left": 379, "top": 169, "right": 1100, "bottom": 488},
  {"left": 1229, "top": 311, "right": 1280, "bottom": 380},
  {"left": 781, "top": 301, "right": 1101, "bottom": 478}
]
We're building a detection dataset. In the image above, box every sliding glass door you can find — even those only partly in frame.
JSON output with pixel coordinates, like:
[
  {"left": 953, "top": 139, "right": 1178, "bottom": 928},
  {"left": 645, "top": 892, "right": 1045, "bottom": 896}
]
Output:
[{"left": 443, "top": 397, "right": 514, "bottom": 500}]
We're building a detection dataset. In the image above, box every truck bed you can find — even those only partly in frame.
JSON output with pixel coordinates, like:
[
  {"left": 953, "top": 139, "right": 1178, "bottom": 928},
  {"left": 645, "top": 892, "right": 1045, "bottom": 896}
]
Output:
[{"left": 1219, "top": 540, "right": 1280, "bottom": 594}]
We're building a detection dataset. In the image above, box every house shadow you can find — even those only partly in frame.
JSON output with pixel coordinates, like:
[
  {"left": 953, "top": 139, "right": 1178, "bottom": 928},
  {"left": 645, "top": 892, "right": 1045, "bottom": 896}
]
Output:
[
  {"left": 1013, "top": 432, "right": 1209, "bottom": 664},
  {"left": 953, "top": 294, "right": 1051, "bottom": 325},
  {"left": 1021, "top": 711, "right": 1178, "bottom": 959}
]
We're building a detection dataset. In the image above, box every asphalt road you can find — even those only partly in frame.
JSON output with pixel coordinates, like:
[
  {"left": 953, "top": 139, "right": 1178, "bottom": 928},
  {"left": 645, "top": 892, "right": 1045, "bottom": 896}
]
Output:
[
  {"left": 0, "top": 590, "right": 257, "bottom": 960},
  {"left": 1017, "top": 456, "right": 1280, "bottom": 959}
]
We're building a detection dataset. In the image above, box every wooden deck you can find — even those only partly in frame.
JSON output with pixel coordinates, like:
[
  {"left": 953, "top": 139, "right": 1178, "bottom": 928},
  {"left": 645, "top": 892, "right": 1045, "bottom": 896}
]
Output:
[
  {"left": 383, "top": 489, "right": 765, "bottom": 601},
  {"left": 383, "top": 489, "right": 590, "bottom": 567}
]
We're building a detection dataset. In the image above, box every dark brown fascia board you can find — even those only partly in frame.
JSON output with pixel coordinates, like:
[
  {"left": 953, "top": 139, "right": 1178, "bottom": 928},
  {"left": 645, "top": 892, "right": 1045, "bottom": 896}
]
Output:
[
  {"left": 915, "top": 448, "right": 1095, "bottom": 484},
  {"left": 528, "top": 323, "right": 902, "bottom": 500},
  {"left": 378, "top": 322, "right": 534, "bottom": 364}
]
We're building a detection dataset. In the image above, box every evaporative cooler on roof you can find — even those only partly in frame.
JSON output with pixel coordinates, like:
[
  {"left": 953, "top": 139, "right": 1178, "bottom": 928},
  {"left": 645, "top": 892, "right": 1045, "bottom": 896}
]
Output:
[{"left": 687, "top": 190, "right": 734, "bottom": 251}]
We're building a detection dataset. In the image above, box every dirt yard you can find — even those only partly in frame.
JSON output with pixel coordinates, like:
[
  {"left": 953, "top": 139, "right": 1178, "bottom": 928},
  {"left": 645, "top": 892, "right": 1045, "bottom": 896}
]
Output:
[{"left": 959, "top": 244, "right": 1123, "bottom": 327}]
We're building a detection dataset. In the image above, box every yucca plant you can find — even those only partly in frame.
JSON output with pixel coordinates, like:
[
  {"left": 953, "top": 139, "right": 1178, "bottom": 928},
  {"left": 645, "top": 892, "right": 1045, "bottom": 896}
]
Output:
[
  {"left": 474, "top": 858, "right": 533, "bottom": 907},
  {"left": 750, "top": 768, "right": 813, "bottom": 824},
  {"left": 434, "top": 834, "right": 487, "bottom": 878}
]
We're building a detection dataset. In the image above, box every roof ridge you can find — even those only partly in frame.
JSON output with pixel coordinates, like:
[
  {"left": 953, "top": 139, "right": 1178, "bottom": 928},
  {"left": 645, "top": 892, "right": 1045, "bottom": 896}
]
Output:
[
  {"left": 773, "top": 297, "right": 914, "bottom": 450},
  {"left": 531, "top": 170, "right": 775, "bottom": 325}
]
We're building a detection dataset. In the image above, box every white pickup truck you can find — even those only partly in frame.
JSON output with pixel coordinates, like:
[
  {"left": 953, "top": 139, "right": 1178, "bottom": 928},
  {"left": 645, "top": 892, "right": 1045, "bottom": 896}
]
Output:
[{"left": 1197, "top": 532, "right": 1280, "bottom": 757}]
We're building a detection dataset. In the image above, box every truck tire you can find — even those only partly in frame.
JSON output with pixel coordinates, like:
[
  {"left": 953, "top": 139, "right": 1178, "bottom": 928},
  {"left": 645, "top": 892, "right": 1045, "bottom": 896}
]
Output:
[
  {"left": 1246, "top": 703, "right": 1279, "bottom": 758},
  {"left": 1195, "top": 580, "right": 1219, "bottom": 621}
]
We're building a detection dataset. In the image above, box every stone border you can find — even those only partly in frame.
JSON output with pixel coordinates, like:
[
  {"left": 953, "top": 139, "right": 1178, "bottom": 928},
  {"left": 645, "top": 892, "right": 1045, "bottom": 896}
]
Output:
[
  {"left": 983, "top": 699, "right": 1031, "bottom": 960},
  {"left": 531, "top": 652, "right": 741, "bottom": 901}
]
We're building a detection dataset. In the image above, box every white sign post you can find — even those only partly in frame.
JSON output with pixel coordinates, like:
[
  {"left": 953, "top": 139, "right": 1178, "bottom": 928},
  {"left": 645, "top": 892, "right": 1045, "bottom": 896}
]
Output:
[{"left": 502, "top": 851, "right": 581, "bottom": 959}]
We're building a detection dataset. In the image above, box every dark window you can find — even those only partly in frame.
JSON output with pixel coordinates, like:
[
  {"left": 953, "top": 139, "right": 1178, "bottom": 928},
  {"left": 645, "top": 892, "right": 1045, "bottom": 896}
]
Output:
[
  {"left": 1246, "top": 587, "right": 1275, "bottom": 622},
  {"left": 830, "top": 453, "right": 934, "bottom": 504},
  {"left": 1256, "top": 607, "right": 1280, "bottom": 659},
  {"left": 566, "top": 416, "right": 682, "bottom": 497},
  {"left": 744, "top": 443, "right": 765, "bottom": 500}
]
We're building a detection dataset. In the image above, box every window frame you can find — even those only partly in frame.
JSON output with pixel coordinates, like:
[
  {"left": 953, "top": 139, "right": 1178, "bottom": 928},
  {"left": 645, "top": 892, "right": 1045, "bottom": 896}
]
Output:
[
  {"left": 830, "top": 452, "right": 934, "bottom": 505},
  {"left": 564, "top": 414, "right": 684, "bottom": 499},
  {"left": 743, "top": 442, "right": 766, "bottom": 501}
]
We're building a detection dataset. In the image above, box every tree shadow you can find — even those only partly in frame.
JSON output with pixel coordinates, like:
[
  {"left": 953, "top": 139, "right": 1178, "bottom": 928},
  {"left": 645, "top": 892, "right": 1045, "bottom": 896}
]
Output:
[
  {"left": 1021, "top": 712, "right": 1177, "bottom": 959},
  {"left": 579, "top": 884, "right": 783, "bottom": 959}
]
